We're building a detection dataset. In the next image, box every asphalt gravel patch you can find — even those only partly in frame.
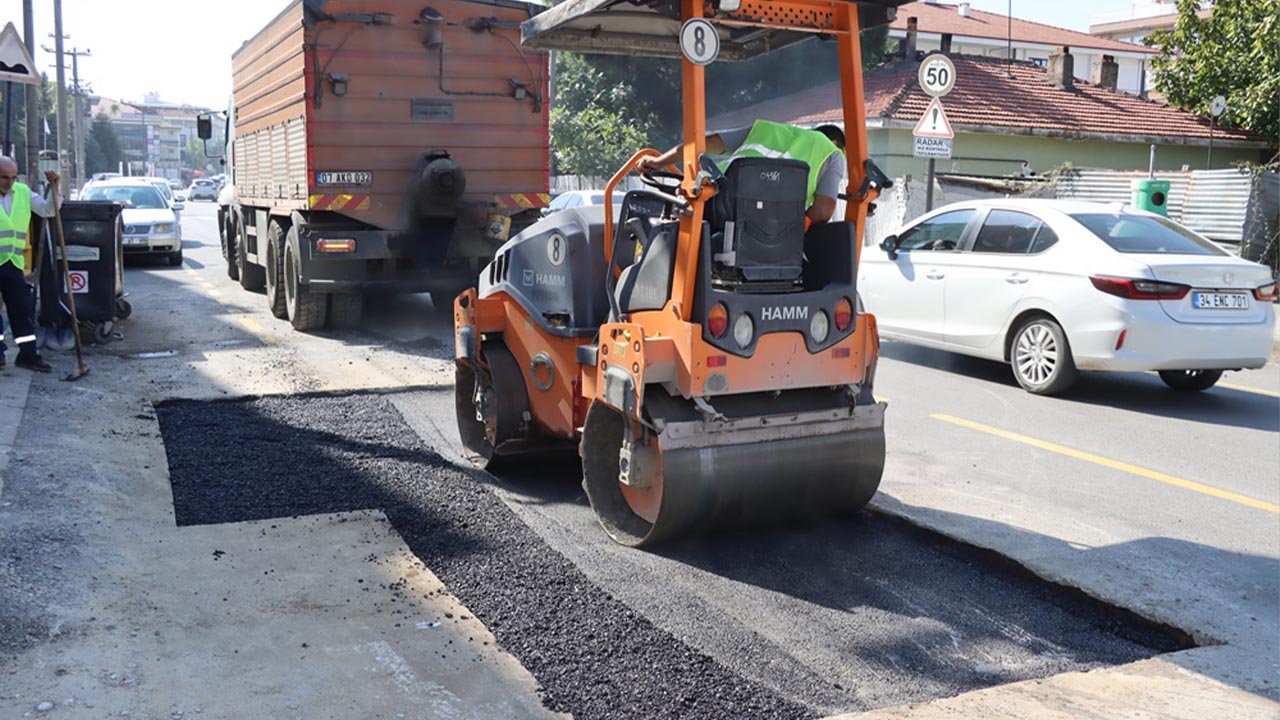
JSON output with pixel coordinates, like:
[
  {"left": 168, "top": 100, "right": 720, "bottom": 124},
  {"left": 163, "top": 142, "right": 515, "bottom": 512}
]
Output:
[
  {"left": 158, "top": 392, "right": 1195, "bottom": 718},
  {"left": 158, "top": 393, "right": 810, "bottom": 720}
]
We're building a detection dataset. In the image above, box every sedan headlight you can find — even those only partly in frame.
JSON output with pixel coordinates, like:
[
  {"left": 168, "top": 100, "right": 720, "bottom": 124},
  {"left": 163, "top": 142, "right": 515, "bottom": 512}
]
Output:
[{"left": 152, "top": 223, "right": 175, "bottom": 234}]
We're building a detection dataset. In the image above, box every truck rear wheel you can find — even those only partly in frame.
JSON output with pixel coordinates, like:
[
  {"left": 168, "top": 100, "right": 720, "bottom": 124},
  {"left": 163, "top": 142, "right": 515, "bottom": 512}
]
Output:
[
  {"left": 224, "top": 215, "right": 240, "bottom": 282},
  {"left": 237, "top": 220, "right": 266, "bottom": 292},
  {"left": 284, "top": 225, "right": 326, "bottom": 331},
  {"left": 328, "top": 293, "right": 364, "bottom": 330},
  {"left": 264, "top": 221, "right": 288, "bottom": 319}
]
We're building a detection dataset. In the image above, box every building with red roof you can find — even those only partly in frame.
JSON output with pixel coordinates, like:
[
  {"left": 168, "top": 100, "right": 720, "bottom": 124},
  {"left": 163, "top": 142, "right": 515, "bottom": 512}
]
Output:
[
  {"left": 887, "top": 1, "right": 1157, "bottom": 94},
  {"left": 708, "top": 49, "right": 1268, "bottom": 180}
]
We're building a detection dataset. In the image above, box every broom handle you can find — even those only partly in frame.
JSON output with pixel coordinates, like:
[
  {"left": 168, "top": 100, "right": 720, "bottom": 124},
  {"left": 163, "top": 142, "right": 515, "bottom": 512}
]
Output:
[{"left": 51, "top": 179, "right": 87, "bottom": 368}]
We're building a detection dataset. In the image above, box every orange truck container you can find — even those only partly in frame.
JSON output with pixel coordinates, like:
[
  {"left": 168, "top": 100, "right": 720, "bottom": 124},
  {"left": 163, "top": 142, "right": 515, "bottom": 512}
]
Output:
[{"left": 210, "top": 0, "right": 549, "bottom": 330}]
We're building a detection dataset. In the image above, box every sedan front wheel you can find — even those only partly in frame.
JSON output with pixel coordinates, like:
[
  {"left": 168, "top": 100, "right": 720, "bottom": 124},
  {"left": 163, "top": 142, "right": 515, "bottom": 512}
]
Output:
[{"left": 1010, "top": 317, "right": 1077, "bottom": 395}]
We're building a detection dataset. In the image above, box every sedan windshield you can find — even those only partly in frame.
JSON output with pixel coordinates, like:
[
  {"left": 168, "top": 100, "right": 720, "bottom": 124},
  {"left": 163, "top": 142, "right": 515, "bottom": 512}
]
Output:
[
  {"left": 84, "top": 186, "right": 168, "bottom": 209},
  {"left": 1071, "top": 213, "right": 1227, "bottom": 256}
]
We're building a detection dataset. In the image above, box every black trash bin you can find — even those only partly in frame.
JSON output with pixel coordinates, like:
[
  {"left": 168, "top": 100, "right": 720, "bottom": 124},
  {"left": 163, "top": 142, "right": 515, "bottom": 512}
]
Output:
[{"left": 39, "top": 201, "right": 124, "bottom": 325}]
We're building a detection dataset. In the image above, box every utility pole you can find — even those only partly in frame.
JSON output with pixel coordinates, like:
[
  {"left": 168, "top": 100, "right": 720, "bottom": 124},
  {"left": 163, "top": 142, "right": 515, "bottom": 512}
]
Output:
[
  {"left": 68, "top": 48, "right": 89, "bottom": 187},
  {"left": 23, "top": 0, "right": 38, "bottom": 183},
  {"left": 42, "top": 43, "right": 89, "bottom": 190},
  {"left": 52, "top": 0, "right": 68, "bottom": 187}
]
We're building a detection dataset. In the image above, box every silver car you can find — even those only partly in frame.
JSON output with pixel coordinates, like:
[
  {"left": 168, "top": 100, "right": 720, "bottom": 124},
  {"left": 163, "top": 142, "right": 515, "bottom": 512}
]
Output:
[{"left": 81, "top": 180, "right": 186, "bottom": 266}]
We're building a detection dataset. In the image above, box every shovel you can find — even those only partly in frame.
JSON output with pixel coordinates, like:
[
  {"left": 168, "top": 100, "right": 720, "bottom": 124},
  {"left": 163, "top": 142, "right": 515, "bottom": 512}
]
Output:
[{"left": 50, "top": 178, "right": 89, "bottom": 381}]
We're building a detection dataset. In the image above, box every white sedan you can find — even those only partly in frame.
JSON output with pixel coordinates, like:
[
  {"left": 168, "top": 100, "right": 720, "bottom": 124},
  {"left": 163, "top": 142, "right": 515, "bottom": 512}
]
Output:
[{"left": 862, "top": 199, "right": 1277, "bottom": 395}]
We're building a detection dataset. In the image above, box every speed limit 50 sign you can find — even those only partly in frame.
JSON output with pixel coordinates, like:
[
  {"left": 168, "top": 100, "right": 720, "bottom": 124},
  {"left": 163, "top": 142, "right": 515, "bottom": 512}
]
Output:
[{"left": 918, "top": 54, "right": 956, "bottom": 97}]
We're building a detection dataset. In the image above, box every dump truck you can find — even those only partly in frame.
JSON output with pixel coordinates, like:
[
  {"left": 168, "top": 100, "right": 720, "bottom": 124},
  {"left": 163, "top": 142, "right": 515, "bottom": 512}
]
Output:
[
  {"left": 455, "top": 0, "right": 906, "bottom": 545},
  {"left": 203, "top": 0, "right": 550, "bottom": 330}
]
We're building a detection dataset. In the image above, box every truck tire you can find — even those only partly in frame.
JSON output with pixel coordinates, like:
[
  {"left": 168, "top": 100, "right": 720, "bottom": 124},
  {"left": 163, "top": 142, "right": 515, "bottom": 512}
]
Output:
[
  {"left": 284, "top": 225, "right": 326, "bottom": 331},
  {"left": 237, "top": 220, "right": 266, "bottom": 292},
  {"left": 264, "top": 221, "right": 288, "bottom": 319},
  {"left": 225, "top": 215, "right": 240, "bottom": 281},
  {"left": 328, "top": 293, "right": 364, "bottom": 330}
]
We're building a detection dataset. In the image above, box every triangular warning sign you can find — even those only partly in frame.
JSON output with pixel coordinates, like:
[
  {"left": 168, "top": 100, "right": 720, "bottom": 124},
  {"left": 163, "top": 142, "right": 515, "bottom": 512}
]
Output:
[
  {"left": 912, "top": 97, "right": 954, "bottom": 139},
  {"left": 0, "top": 22, "right": 40, "bottom": 85}
]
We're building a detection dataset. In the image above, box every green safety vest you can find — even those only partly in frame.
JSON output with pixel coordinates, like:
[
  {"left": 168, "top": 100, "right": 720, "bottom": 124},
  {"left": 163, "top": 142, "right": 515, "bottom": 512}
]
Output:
[
  {"left": 0, "top": 183, "right": 32, "bottom": 271},
  {"left": 722, "top": 119, "right": 841, "bottom": 207}
]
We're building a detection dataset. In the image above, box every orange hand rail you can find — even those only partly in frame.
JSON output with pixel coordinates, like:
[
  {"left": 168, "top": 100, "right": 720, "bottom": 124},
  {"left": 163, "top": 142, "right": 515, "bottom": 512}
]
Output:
[{"left": 603, "top": 148, "right": 662, "bottom": 271}]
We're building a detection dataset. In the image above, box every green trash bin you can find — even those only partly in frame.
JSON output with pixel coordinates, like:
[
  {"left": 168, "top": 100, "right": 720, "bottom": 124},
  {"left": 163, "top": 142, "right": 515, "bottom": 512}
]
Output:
[{"left": 1131, "top": 178, "right": 1171, "bottom": 216}]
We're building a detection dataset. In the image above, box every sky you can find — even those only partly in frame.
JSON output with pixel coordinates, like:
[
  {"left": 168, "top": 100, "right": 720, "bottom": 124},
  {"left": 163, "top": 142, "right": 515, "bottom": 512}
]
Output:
[{"left": 0, "top": 0, "right": 1150, "bottom": 110}]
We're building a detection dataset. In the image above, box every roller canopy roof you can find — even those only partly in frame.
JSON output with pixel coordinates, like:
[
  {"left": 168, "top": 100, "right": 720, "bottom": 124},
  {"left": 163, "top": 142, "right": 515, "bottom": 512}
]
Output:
[{"left": 521, "top": 0, "right": 912, "bottom": 60}]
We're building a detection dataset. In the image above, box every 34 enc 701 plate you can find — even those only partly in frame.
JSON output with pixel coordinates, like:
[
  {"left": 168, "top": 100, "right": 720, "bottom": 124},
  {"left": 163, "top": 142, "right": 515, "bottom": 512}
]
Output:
[
  {"left": 315, "top": 171, "right": 372, "bottom": 186},
  {"left": 1193, "top": 292, "right": 1249, "bottom": 309}
]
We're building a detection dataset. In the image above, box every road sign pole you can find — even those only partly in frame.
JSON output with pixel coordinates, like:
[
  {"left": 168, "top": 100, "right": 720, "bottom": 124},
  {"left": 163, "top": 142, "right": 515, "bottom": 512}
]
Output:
[
  {"left": 1207, "top": 117, "right": 1214, "bottom": 170},
  {"left": 4, "top": 80, "right": 11, "bottom": 155},
  {"left": 925, "top": 158, "right": 935, "bottom": 212}
]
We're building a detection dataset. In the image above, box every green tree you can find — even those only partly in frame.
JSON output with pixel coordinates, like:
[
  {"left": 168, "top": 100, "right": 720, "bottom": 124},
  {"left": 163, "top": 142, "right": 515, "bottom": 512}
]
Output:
[
  {"left": 0, "top": 75, "right": 63, "bottom": 178},
  {"left": 550, "top": 27, "right": 896, "bottom": 175},
  {"left": 182, "top": 137, "right": 206, "bottom": 170},
  {"left": 550, "top": 104, "right": 649, "bottom": 176},
  {"left": 1146, "top": 0, "right": 1280, "bottom": 145},
  {"left": 85, "top": 113, "right": 122, "bottom": 175}
]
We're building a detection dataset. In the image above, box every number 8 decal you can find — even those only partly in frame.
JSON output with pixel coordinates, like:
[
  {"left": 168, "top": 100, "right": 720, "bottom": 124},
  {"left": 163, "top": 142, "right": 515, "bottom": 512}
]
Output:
[
  {"left": 547, "top": 233, "right": 566, "bottom": 266},
  {"left": 680, "top": 18, "right": 719, "bottom": 66}
]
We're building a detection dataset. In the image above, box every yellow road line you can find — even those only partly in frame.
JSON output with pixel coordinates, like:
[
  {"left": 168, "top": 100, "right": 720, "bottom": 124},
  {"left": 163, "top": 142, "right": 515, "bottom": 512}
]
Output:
[
  {"left": 931, "top": 413, "right": 1280, "bottom": 514},
  {"left": 238, "top": 316, "right": 277, "bottom": 346},
  {"left": 1219, "top": 382, "right": 1280, "bottom": 398},
  {"left": 208, "top": 288, "right": 222, "bottom": 297}
]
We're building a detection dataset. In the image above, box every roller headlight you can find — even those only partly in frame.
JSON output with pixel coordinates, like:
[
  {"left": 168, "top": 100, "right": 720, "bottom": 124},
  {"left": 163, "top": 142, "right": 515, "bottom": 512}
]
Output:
[
  {"left": 733, "top": 313, "right": 754, "bottom": 349},
  {"left": 810, "top": 310, "right": 829, "bottom": 343}
]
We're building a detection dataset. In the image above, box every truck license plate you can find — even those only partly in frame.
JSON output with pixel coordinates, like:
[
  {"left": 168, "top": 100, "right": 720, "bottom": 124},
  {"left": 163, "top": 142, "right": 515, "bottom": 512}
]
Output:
[
  {"left": 1192, "top": 292, "right": 1249, "bottom": 309},
  {"left": 315, "top": 171, "right": 372, "bottom": 186}
]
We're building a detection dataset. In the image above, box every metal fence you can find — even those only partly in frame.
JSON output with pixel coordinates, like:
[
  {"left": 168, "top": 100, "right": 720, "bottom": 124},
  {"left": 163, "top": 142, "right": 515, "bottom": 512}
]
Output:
[{"left": 1053, "top": 167, "right": 1255, "bottom": 245}]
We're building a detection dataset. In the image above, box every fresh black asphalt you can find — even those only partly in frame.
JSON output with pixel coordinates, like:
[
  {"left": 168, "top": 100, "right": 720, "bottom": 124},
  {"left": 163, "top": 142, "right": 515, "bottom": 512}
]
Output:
[{"left": 157, "top": 392, "right": 1192, "bottom": 718}]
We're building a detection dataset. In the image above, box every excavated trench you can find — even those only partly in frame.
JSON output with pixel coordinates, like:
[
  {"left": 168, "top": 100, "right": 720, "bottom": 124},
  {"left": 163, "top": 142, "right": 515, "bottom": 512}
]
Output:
[{"left": 157, "top": 391, "right": 1195, "bottom": 720}]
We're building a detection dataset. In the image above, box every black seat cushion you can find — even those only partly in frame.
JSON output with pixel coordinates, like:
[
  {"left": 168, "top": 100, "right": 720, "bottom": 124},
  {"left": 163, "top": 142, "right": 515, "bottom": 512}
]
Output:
[{"left": 708, "top": 157, "right": 809, "bottom": 282}]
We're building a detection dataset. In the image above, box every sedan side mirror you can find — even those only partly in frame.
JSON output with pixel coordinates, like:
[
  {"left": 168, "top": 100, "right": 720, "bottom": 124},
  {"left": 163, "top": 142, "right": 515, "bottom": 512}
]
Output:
[
  {"left": 880, "top": 234, "right": 899, "bottom": 260},
  {"left": 172, "top": 202, "right": 185, "bottom": 211}
]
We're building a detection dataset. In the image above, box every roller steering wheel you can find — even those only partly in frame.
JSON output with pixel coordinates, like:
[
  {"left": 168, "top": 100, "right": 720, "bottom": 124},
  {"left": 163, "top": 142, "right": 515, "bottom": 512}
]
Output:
[{"left": 640, "top": 169, "right": 683, "bottom": 193}]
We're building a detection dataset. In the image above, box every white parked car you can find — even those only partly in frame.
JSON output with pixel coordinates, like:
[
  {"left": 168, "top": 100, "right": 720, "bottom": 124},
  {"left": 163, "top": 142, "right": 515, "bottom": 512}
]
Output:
[
  {"left": 862, "top": 199, "right": 1277, "bottom": 395},
  {"left": 82, "top": 179, "right": 186, "bottom": 266},
  {"left": 542, "top": 190, "right": 626, "bottom": 216},
  {"left": 188, "top": 179, "right": 219, "bottom": 201}
]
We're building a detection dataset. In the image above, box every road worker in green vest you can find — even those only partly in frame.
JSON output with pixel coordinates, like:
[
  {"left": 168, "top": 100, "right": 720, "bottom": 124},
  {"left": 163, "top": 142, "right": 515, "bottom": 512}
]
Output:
[
  {"left": 0, "top": 156, "right": 60, "bottom": 372},
  {"left": 638, "top": 120, "right": 847, "bottom": 225}
]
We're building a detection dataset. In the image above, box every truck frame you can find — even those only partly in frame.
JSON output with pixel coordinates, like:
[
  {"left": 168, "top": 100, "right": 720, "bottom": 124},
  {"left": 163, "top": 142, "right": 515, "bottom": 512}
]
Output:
[{"left": 205, "top": 0, "right": 550, "bottom": 330}]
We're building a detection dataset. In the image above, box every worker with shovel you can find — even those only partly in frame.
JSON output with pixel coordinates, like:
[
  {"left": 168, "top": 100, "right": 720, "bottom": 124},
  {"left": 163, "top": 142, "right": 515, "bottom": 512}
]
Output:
[{"left": 0, "top": 156, "right": 58, "bottom": 372}]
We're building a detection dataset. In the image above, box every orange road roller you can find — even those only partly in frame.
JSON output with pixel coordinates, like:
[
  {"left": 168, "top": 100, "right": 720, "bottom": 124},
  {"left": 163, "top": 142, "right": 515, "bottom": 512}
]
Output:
[{"left": 455, "top": 0, "right": 906, "bottom": 545}]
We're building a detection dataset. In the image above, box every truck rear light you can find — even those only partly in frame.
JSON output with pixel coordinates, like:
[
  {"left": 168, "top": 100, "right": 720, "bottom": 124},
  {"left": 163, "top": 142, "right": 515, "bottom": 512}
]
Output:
[
  {"left": 1089, "top": 275, "right": 1189, "bottom": 300},
  {"left": 317, "top": 238, "right": 356, "bottom": 253},
  {"left": 832, "top": 346, "right": 851, "bottom": 359},
  {"left": 706, "top": 355, "right": 727, "bottom": 367},
  {"left": 1115, "top": 329, "right": 1127, "bottom": 350},
  {"left": 834, "top": 297, "right": 853, "bottom": 331},
  {"left": 1254, "top": 283, "right": 1278, "bottom": 302},
  {"left": 708, "top": 302, "right": 729, "bottom": 338}
]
